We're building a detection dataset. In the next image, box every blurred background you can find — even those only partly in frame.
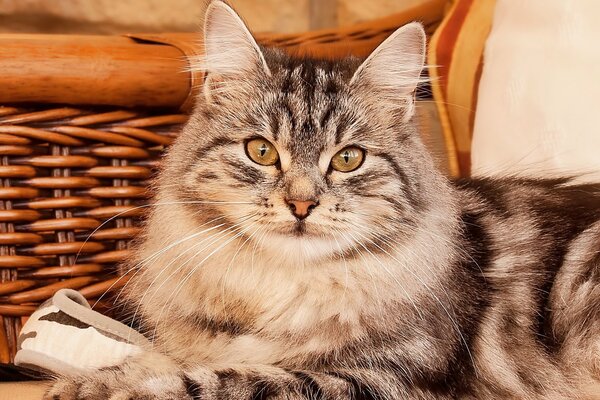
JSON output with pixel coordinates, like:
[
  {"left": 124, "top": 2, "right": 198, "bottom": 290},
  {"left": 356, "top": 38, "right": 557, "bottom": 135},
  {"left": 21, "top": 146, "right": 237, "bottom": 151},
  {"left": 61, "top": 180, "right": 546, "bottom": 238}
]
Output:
[{"left": 0, "top": 0, "right": 430, "bottom": 34}]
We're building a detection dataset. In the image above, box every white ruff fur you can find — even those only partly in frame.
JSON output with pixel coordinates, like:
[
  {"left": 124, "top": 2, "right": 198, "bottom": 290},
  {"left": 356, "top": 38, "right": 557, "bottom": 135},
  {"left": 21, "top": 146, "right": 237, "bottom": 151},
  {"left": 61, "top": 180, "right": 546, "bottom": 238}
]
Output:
[{"left": 131, "top": 194, "right": 457, "bottom": 366}]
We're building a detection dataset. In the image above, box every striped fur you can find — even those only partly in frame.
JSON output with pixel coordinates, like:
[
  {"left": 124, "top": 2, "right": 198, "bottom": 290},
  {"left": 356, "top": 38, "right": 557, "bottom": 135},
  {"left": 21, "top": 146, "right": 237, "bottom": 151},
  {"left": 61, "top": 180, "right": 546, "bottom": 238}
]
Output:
[{"left": 46, "top": 2, "right": 600, "bottom": 399}]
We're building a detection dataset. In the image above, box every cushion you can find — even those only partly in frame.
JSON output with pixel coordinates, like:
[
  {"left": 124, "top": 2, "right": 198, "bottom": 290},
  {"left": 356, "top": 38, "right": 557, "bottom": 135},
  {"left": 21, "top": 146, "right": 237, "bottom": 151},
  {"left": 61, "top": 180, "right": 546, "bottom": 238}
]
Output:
[{"left": 471, "top": 0, "right": 600, "bottom": 181}]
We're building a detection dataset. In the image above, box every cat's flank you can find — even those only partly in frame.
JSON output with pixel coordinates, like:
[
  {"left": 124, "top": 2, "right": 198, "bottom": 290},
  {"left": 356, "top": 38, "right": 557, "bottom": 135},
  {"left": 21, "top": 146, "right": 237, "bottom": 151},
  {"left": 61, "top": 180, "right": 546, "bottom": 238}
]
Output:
[{"left": 46, "top": 1, "right": 600, "bottom": 399}]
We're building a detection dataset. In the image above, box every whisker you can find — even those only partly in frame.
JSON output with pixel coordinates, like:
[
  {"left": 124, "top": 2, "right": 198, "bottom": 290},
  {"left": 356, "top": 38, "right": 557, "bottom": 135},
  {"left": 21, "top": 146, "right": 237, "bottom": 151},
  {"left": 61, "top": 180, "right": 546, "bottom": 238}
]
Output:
[
  {"left": 75, "top": 199, "right": 255, "bottom": 265},
  {"left": 329, "top": 227, "right": 351, "bottom": 301},
  {"left": 130, "top": 213, "right": 258, "bottom": 339},
  {"left": 122, "top": 212, "right": 257, "bottom": 334},
  {"left": 150, "top": 216, "right": 259, "bottom": 345},
  {"left": 93, "top": 211, "right": 232, "bottom": 309},
  {"left": 346, "top": 218, "right": 479, "bottom": 378},
  {"left": 219, "top": 222, "right": 265, "bottom": 312},
  {"left": 345, "top": 228, "right": 424, "bottom": 321}
]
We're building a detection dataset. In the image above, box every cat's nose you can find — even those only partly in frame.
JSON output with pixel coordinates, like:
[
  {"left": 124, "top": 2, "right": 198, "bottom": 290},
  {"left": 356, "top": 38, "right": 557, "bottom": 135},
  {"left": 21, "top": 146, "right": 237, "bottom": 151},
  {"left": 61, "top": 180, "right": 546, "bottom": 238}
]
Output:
[{"left": 285, "top": 199, "right": 318, "bottom": 220}]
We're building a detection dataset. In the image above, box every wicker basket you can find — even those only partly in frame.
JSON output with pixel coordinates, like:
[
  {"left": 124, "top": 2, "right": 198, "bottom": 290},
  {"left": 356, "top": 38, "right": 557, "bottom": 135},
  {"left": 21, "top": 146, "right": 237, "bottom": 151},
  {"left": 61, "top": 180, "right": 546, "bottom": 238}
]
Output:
[{"left": 0, "top": 0, "right": 445, "bottom": 363}]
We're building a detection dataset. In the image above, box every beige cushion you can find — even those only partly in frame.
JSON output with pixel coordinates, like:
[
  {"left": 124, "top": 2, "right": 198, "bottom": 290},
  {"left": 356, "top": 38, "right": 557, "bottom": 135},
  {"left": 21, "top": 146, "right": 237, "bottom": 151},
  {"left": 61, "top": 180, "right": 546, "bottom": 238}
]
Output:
[{"left": 471, "top": 0, "right": 600, "bottom": 182}]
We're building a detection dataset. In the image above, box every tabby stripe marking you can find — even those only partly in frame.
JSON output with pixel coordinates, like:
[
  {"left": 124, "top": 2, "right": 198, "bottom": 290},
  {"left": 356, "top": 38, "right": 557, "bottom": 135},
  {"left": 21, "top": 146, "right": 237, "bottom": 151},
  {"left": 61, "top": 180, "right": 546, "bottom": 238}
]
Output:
[
  {"left": 292, "top": 371, "right": 325, "bottom": 399},
  {"left": 183, "top": 375, "right": 203, "bottom": 400}
]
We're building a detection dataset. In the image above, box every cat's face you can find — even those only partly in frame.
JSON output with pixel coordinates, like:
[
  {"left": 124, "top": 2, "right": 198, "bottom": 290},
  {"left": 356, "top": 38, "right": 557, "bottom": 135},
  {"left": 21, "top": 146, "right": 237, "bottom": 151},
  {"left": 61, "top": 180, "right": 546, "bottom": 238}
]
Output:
[{"left": 165, "top": 2, "right": 434, "bottom": 261}]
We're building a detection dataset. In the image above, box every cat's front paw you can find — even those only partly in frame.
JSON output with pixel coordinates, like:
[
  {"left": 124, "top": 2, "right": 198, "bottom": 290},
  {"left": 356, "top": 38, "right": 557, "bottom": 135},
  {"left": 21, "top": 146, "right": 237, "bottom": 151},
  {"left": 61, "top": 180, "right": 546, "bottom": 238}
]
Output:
[{"left": 44, "top": 368, "right": 193, "bottom": 400}]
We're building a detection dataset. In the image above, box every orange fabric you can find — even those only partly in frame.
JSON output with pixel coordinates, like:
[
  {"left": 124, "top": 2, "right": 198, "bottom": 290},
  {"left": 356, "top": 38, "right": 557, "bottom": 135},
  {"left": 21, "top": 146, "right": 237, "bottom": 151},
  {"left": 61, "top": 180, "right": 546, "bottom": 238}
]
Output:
[
  {"left": 428, "top": 0, "right": 496, "bottom": 177},
  {"left": 435, "top": 0, "right": 474, "bottom": 100}
]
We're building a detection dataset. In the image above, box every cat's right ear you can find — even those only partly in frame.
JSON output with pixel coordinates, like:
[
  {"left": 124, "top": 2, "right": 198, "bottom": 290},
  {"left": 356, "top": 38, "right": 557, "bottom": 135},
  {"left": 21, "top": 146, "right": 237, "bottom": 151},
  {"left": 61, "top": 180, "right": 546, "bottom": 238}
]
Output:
[
  {"left": 201, "top": 1, "right": 270, "bottom": 103},
  {"left": 350, "top": 22, "right": 426, "bottom": 120}
]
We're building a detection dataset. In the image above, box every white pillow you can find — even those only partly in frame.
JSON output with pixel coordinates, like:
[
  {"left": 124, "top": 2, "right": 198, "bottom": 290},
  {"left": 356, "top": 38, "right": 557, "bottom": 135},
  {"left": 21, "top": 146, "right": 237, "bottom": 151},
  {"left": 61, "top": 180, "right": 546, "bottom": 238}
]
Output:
[{"left": 471, "top": 0, "right": 600, "bottom": 182}]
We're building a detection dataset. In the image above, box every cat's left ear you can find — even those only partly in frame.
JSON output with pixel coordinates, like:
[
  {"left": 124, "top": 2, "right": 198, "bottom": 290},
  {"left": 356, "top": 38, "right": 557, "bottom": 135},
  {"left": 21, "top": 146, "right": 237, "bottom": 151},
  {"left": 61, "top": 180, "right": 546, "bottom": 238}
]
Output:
[
  {"left": 351, "top": 22, "right": 426, "bottom": 118},
  {"left": 201, "top": 1, "right": 270, "bottom": 102}
]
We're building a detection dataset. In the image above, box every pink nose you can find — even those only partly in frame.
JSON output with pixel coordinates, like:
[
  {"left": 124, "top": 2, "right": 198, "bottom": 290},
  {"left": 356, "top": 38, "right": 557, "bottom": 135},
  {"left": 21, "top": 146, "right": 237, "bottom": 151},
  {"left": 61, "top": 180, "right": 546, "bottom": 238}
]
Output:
[{"left": 285, "top": 199, "right": 318, "bottom": 220}]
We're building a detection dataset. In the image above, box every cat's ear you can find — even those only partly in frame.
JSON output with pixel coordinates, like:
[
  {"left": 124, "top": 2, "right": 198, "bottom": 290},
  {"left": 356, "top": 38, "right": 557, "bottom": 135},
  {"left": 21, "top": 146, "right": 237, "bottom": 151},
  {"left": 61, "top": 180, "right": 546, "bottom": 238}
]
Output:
[
  {"left": 350, "top": 22, "right": 426, "bottom": 117},
  {"left": 202, "top": 1, "right": 270, "bottom": 101}
]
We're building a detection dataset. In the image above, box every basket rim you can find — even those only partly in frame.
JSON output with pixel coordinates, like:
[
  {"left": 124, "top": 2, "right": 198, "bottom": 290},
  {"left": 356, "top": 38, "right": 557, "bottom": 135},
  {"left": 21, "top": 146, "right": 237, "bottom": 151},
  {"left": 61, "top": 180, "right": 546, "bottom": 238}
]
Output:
[{"left": 0, "top": 0, "right": 445, "bottom": 111}]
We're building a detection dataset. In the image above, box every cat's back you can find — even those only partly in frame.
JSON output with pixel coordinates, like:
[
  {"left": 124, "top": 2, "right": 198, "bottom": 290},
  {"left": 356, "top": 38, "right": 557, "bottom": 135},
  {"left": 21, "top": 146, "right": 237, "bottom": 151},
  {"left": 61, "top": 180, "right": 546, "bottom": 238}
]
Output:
[
  {"left": 454, "top": 177, "right": 600, "bottom": 237},
  {"left": 452, "top": 176, "right": 600, "bottom": 290},
  {"left": 452, "top": 177, "right": 600, "bottom": 394}
]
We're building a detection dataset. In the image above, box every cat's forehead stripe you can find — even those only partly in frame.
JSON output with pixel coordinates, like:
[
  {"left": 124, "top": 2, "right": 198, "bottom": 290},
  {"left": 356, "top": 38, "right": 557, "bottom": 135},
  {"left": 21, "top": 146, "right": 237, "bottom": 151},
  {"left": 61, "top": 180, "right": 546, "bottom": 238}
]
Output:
[{"left": 269, "top": 60, "right": 356, "bottom": 151}]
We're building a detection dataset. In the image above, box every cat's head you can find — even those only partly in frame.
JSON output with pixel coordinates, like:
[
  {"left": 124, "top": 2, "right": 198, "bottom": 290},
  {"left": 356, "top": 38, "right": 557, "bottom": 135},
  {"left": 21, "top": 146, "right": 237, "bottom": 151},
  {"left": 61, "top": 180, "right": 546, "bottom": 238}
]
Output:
[{"left": 161, "top": 1, "right": 446, "bottom": 262}]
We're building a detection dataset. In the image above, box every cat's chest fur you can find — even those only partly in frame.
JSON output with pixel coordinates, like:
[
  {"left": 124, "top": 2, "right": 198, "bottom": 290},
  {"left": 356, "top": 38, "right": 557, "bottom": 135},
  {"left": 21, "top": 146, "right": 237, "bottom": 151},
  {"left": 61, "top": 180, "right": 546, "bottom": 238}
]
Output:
[
  {"left": 131, "top": 202, "right": 452, "bottom": 367},
  {"left": 134, "top": 232, "right": 435, "bottom": 367},
  {"left": 143, "top": 252, "right": 387, "bottom": 365}
]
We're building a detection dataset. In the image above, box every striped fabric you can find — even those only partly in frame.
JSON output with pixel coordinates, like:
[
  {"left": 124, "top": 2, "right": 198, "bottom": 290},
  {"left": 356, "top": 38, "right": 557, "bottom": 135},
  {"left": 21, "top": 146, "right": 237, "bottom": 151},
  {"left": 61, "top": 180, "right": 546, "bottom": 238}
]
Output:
[
  {"left": 428, "top": 0, "right": 496, "bottom": 177},
  {"left": 15, "top": 289, "right": 149, "bottom": 377}
]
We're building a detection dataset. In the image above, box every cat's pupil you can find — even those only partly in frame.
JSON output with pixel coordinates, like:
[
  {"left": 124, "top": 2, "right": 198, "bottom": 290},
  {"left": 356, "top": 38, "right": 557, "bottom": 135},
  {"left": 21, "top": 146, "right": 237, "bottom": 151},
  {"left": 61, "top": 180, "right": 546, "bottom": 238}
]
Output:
[
  {"left": 343, "top": 151, "right": 350, "bottom": 163},
  {"left": 259, "top": 144, "right": 267, "bottom": 157}
]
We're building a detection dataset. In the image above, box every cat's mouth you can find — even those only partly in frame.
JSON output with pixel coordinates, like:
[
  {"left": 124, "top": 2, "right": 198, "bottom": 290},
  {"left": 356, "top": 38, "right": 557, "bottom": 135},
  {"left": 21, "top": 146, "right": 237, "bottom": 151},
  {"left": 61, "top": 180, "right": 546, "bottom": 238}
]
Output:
[
  {"left": 263, "top": 223, "right": 347, "bottom": 260},
  {"left": 292, "top": 221, "right": 307, "bottom": 236},
  {"left": 270, "top": 220, "right": 317, "bottom": 238}
]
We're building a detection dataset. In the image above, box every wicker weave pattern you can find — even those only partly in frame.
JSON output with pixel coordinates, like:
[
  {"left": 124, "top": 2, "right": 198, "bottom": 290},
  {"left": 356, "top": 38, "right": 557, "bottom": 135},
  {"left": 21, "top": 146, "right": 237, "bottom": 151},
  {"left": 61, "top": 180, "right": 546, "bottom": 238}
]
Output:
[{"left": 0, "top": 106, "right": 186, "bottom": 362}]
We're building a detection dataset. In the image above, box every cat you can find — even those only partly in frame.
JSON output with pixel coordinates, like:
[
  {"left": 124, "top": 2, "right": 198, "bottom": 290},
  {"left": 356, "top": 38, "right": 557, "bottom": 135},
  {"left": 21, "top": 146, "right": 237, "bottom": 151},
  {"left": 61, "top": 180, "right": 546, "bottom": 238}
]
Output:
[{"left": 45, "top": 1, "right": 600, "bottom": 399}]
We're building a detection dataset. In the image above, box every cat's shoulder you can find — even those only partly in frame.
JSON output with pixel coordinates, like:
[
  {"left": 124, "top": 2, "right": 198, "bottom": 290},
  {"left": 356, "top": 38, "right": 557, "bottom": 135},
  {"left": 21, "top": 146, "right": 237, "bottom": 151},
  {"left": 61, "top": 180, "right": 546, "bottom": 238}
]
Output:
[{"left": 452, "top": 176, "right": 600, "bottom": 221}]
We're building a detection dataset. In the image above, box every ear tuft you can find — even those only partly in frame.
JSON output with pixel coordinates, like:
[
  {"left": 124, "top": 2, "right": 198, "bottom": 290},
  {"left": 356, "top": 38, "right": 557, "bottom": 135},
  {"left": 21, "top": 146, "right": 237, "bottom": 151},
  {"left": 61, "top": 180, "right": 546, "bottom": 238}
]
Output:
[
  {"left": 202, "top": 1, "right": 270, "bottom": 78},
  {"left": 351, "top": 22, "right": 426, "bottom": 112}
]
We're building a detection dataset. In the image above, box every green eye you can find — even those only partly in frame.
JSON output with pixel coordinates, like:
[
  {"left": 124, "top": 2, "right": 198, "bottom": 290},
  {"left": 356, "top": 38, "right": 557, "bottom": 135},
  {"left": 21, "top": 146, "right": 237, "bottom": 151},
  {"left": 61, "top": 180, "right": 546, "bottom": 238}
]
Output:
[
  {"left": 246, "top": 138, "right": 279, "bottom": 166},
  {"left": 331, "top": 146, "right": 364, "bottom": 172}
]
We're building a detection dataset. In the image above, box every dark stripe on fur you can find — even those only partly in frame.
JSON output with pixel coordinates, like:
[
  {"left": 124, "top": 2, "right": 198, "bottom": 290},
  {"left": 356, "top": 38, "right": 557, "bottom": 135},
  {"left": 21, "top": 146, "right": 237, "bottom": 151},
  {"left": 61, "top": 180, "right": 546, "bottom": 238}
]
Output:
[
  {"left": 456, "top": 179, "right": 600, "bottom": 355},
  {"left": 450, "top": 211, "right": 493, "bottom": 392},
  {"left": 454, "top": 178, "right": 510, "bottom": 216},
  {"left": 196, "top": 136, "right": 236, "bottom": 160},
  {"left": 341, "top": 375, "right": 384, "bottom": 400},
  {"left": 345, "top": 171, "right": 394, "bottom": 196},
  {"left": 376, "top": 153, "right": 423, "bottom": 210},
  {"left": 578, "top": 249, "right": 600, "bottom": 286},
  {"left": 196, "top": 171, "right": 219, "bottom": 182},
  {"left": 225, "top": 158, "right": 265, "bottom": 185},
  {"left": 250, "top": 380, "right": 280, "bottom": 400},
  {"left": 281, "top": 98, "right": 297, "bottom": 132},
  {"left": 414, "top": 210, "right": 493, "bottom": 397},
  {"left": 183, "top": 374, "right": 203, "bottom": 400},
  {"left": 269, "top": 112, "right": 281, "bottom": 141},
  {"left": 191, "top": 314, "right": 250, "bottom": 337},
  {"left": 532, "top": 184, "right": 600, "bottom": 352},
  {"left": 319, "top": 103, "right": 335, "bottom": 130},
  {"left": 334, "top": 114, "right": 350, "bottom": 145},
  {"left": 292, "top": 371, "right": 324, "bottom": 400}
]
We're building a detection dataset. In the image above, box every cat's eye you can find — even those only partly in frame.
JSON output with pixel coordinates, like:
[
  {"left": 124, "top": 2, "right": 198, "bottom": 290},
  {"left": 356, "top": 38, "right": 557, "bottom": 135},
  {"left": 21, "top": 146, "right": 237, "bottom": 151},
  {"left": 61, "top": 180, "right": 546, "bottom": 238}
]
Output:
[
  {"left": 245, "top": 138, "right": 279, "bottom": 166},
  {"left": 331, "top": 146, "right": 364, "bottom": 172}
]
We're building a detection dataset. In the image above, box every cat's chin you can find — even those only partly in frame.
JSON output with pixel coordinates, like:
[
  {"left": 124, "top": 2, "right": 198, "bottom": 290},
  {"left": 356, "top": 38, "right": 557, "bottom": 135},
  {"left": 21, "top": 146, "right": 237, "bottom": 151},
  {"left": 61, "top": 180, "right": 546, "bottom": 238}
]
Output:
[{"left": 260, "top": 230, "right": 350, "bottom": 262}]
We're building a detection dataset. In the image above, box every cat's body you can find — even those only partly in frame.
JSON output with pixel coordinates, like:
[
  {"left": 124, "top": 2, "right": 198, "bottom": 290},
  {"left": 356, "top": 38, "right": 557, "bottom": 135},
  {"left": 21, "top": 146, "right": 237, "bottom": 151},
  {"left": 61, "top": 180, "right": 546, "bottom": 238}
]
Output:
[
  {"left": 46, "top": 2, "right": 600, "bottom": 399},
  {"left": 113, "top": 177, "right": 599, "bottom": 400}
]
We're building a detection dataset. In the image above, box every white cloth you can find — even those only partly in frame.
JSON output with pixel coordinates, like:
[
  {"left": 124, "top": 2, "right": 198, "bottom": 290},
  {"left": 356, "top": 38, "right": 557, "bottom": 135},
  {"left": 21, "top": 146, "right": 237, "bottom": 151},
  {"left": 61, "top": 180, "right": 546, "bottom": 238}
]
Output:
[
  {"left": 471, "top": 0, "right": 600, "bottom": 182},
  {"left": 15, "top": 289, "right": 149, "bottom": 376}
]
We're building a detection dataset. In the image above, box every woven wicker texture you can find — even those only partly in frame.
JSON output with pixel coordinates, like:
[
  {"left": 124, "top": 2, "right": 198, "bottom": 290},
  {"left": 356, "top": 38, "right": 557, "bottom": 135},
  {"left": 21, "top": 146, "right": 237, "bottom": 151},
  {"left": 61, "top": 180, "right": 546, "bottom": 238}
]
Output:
[{"left": 0, "top": 106, "right": 187, "bottom": 362}]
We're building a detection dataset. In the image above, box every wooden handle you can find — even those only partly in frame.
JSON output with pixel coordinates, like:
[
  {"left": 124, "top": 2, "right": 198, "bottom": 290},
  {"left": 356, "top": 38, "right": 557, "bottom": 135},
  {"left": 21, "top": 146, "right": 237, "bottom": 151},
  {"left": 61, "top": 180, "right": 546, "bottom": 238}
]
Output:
[{"left": 0, "top": 0, "right": 445, "bottom": 110}]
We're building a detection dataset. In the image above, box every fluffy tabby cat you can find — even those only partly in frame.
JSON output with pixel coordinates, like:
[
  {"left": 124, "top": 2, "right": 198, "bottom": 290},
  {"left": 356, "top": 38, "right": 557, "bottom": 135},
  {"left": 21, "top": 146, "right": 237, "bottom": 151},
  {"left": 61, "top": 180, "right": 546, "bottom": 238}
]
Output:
[{"left": 47, "top": 1, "right": 600, "bottom": 399}]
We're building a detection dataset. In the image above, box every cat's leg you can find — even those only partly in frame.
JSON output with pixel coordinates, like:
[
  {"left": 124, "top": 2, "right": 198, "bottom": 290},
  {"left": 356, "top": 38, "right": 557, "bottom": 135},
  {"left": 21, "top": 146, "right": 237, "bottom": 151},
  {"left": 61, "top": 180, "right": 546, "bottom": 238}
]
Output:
[
  {"left": 43, "top": 351, "right": 192, "bottom": 400},
  {"left": 46, "top": 359, "right": 451, "bottom": 399},
  {"left": 183, "top": 364, "right": 420, "bottom": 400},
  {"left": 45, "top": 361, "right": 388, "bottom": 400}
]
